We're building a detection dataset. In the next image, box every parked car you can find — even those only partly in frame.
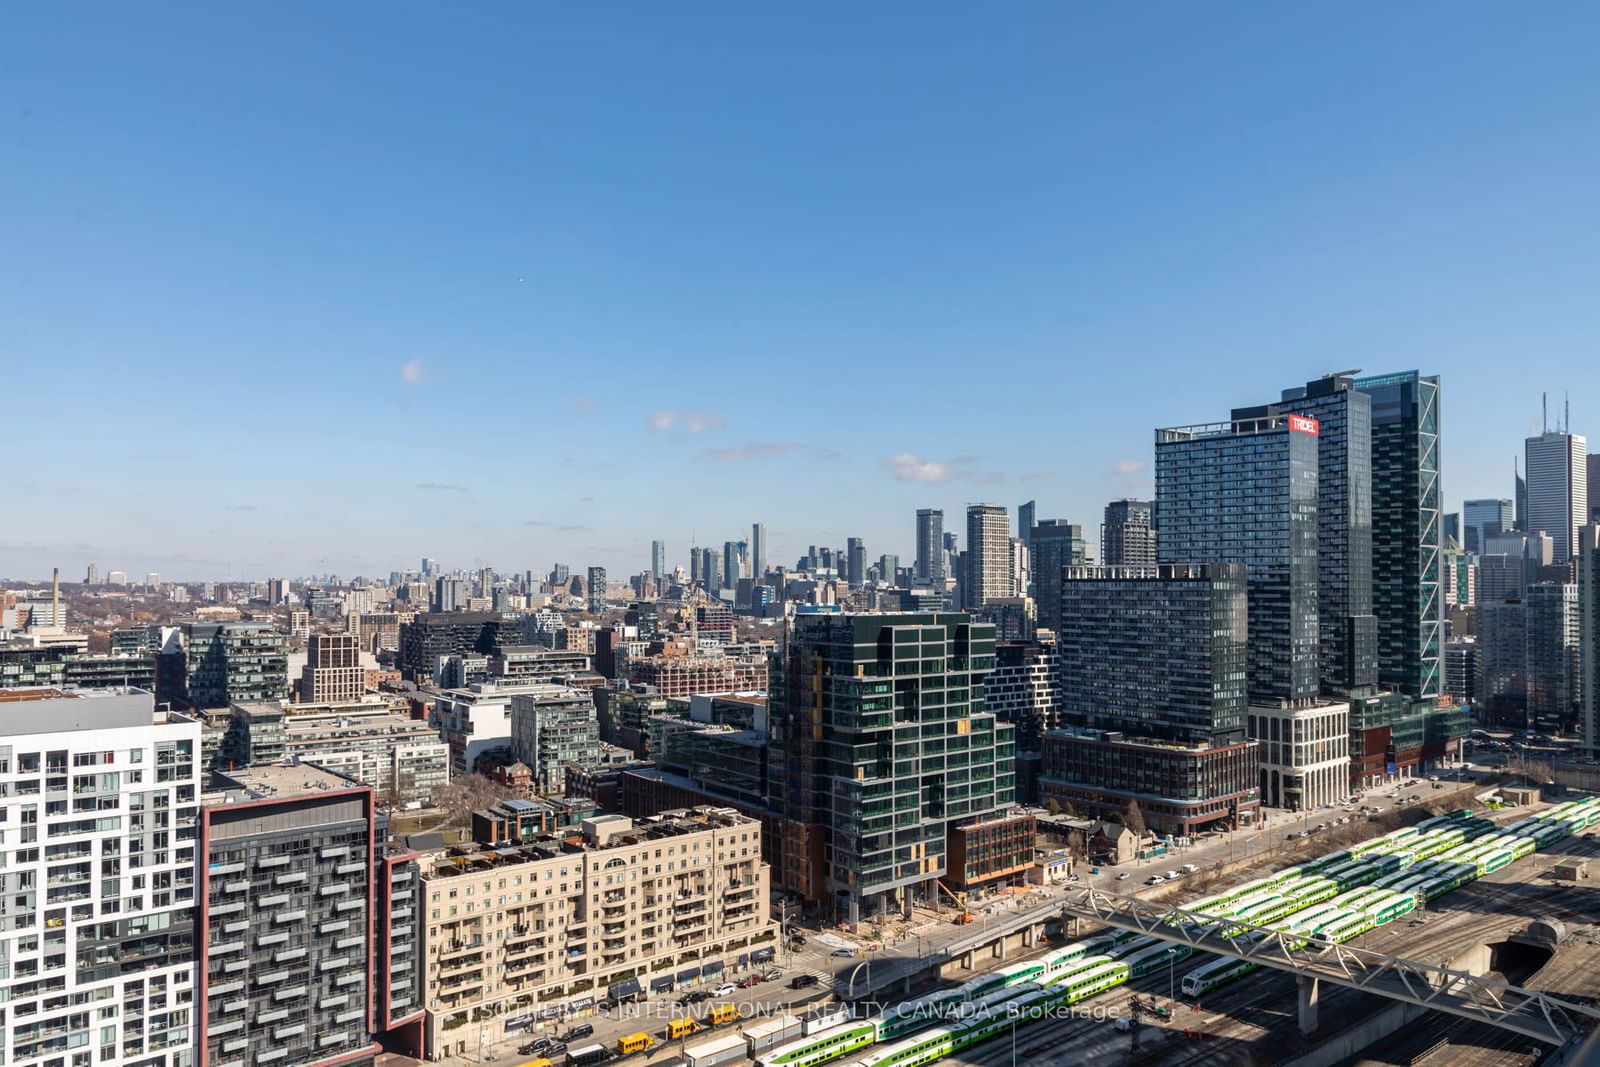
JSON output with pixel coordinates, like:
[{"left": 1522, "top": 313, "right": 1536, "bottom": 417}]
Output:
[
  {"left": 678, "top": 991, "right": 712, "bottom": 1006},
  {"left": 789, "top": 934, "right": 807, "bottom": 947},
  {"left": 518, "top": 1040, "right": 549, "bottom": 1056},
  {"left": 1145, "top": 876, "right": 1165, "bottom": 885},
  {"left": 562, "top": 1024, "right": 594, "bottom": 1042},
  {"left": 739, "top": 975, "right": 762, "bottom": 989},
  {"left": 790, "top": 975, "right": 819, "bottom": 989},
  {"left": 712, "top": 983, "right": 735, "bottom": 997},
  {"left": 762, "top": 969, "right": 782, "bottom": 981},
  {"left": 546, "top": 1042, "right": 566, "bottom": 1057}
]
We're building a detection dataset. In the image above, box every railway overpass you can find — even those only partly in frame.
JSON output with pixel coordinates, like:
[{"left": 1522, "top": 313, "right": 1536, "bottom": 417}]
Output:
[{"left": 1055, "top": 885, "right": 1600, "bottom": 1050}]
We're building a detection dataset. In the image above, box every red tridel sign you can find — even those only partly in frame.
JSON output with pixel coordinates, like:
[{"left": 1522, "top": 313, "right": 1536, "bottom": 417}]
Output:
[{"left": 1288, "top": 415, "right": 1319, "bottom": 435}]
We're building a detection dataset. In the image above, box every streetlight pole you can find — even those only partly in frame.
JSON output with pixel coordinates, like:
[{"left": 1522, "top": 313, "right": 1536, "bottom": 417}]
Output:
[{"left": 1167, "top": 947, "right": 1177, "bottom": 1003}]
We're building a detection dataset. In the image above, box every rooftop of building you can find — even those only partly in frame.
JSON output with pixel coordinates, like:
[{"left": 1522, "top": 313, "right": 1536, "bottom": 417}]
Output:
[
  {"left": 437, "top": 679, "right": 586, "bottom": 700},
  {"left": 420, "top": 804, "right": 756, "bottom": 880},
  {"left": 1045, "top": 726, "right": 1254, "bottom": 754},
  {"left": 0, "top": 686, "right": 193, "bottom": 732},
  {"left": 954, "top": 808, "right": 1038, "bottom": 831},
  {"left": 217, "top": 761, "right": 365, "bottom": 798},
  {"left": 1155, "top": 414, "right": 1304, "bottom": 441},
  {"left": 495, "top": 645, "right": 589, "bottom": 657},
  {"left": 231, "top": 701, "right": 287, "bottom": 721}
]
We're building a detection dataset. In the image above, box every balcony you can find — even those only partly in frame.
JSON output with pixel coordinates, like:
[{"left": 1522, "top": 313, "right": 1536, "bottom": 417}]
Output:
[{"left": 438, "top": 954, "right": 484, "bottom": 976}]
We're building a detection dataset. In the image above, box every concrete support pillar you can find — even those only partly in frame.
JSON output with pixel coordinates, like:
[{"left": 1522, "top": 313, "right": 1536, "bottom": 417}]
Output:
[
  {"left": 899, "top": 975, "right": 913, "bottom": 996},
  {"left": 1297, "top": 975, "right": 1319, "bottom": 1034},
  {"left": 961, "top": 951, "right": 974, "bottom": 970},
  {"left": 994, "top": 938, "right": 1006, "bottom": 960},
  {"left": 1023, "top": 925, "right": 1035, "bottom": 948}
]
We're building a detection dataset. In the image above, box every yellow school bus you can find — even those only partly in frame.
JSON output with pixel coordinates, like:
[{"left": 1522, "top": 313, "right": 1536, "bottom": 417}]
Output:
[
  {"left": 666, "top": 1018, "right": 702, "bottom": 1040},
  {"left": 617, "top": 1033, "right": 654, "bottom": 1056},
  {"left": 709, "top": 1004, "right": 740, "bottom": 1026}
]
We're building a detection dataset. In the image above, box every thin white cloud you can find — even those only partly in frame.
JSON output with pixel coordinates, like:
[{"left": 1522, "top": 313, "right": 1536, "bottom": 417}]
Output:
[
  {"left": 400, "top": 359, "right": 427, "bottom": 384},
  {"left": 650, "top": 409, "right": 725, "bottom": 434},
  {"left": 885, "top": 452, "right": 958, "bottom": 483},
  {"left": 416, "top": 482, "right": 468, "bottom": 492},
  {"left": 884, "top": 452, "right": 1008, "bottom": 484},
  {"left": 1112, "top": 459, "right": 1146, "bottom": 476},
  {"left": 698, "top": 442, "right": 804, "bottom": 463}
]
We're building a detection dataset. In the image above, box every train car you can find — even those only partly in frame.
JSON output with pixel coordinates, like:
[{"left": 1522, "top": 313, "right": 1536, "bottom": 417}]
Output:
[
  {"left": 959, "top": 956, "right": 1044, "bottom": 997},
  {"left": 1345, "top": 838, "right": 1388, "bottom": 859},
  {"left": 1107, "top": 935, "right": 1156, "bottom": 960},
  {"left": 1370, "top": 891, "right": 1415, "bottom": 925},
  {"left": 1309, "top": 910, "right": 1376, "bottom": 947},
  {"left": 1328, "top": 887, "right": 1382, "bottom": 912},
  {"left": 1283, "top": 902, "right": 1345, "bottom": 934},
  {"left": 1530, "top": 824, "right": 1568, "bottom": 849},
  {"left": 1181, "top": 955, "right": 1257, "bottom": 997},
  {"left": 1057, "top": 959, "right": 1132, "bottom": 1004},
  {"left": 755, "top": 1017, "right": 883, "bottom": 1067},
  {"left": 1041, "top": 935, "right": 1116, "bottom": 970},
  {"left": 1286, "top": 876, "right": 1339, "bottom": 906},
  {"left": 867, "top": 990, "right": 963, "bottom": 1043},
  {"left": 1127, "top": 941, "right": 1193, "bottom": 978},
  {"left": 1479, "top": 849, "right": 1514, "bottom": 875},
  {"left": 1233, "top": 894, "right": 1302, "bottom": 927},
  {"left": 1301, "top": 849, "right": 1352, "bottom": 875}
]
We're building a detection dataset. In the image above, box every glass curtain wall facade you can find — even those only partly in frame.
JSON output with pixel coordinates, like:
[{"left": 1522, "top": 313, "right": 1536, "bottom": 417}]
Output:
[
  {"left": 1355, "top": 371, "right": 1442, "bottom": 700},
  {"left": 1263, "top": 375, "right": 1378, "bottom": 695},
  {"left": 1030, "top": 521, "right": 1087, "bottom": 636},
  {"left": 1156, "top": 416, "right": 1321, "bottom": 703},
  {"left": 1056, "top": 563, "right": 1249, "bottom": 743},
  {"left": 769, "top": 611, "right": 1010, "bottom": 924}
]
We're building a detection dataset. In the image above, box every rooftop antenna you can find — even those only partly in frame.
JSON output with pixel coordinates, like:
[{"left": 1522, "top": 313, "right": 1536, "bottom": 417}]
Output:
[
  {"left": 1565, "top": 392, "right": 1570, "bottom": 434},
  {"left": 1543, "top": 391, "right": 1549, "bottom": 434}
]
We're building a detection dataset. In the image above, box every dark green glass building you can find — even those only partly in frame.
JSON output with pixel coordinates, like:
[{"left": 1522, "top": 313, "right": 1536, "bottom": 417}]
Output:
[
  {"left": 1356, "top": 371, "right": 1442, "bottom": 700},
  {"left": 769, "top": 610, "right": 1012, "bottom": 923}
]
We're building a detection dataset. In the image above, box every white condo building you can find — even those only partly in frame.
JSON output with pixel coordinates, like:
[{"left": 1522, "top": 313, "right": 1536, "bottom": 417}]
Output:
[
  {"left": 0, "top": 687, "right": 200, "bottom": 1067},
  {"left": 1526, "top": 429, "right": 1588, "bottom": 562}
]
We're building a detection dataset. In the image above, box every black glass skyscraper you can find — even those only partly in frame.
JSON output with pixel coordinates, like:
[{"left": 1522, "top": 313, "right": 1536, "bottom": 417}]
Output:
[
  {"left": 1157, "top": 414, "right": 1321, "bottom": 704},
  {"left": 915, "top": 508, "right": 945, "bottom": 588},
  {"left": 1030, "top": 520, "right": 1087, "bottom": 636},
  {"left": 1056, "top": 563, "right": 1248, "bottom": 743},
  {"left": 1237, "top": 373, "right": 1377, "bottom": 696},
  {"left": 1355, "top": 371, "right": 1442, "bottom": 700}
]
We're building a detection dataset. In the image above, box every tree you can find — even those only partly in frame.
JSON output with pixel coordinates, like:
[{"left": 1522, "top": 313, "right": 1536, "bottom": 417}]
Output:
[
  {"left": 1124, "top": 799, "right": 1147, "bottom": 837},
  {"left": 1045, "top": 798, "right": 1062, "bottom": 817},
  {"left": 432, "top": 773, "right": 517, "bottom": 830}
]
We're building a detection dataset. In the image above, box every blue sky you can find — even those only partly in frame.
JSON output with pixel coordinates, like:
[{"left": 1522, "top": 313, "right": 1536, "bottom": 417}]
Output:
[{"left": 5, "top": 3, "right": 1598, "bottom": 581}]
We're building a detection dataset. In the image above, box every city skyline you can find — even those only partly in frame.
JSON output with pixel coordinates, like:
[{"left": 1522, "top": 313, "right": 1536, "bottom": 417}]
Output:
[{"left": 7, "top": 6, "right": 1600, "bottom": 579}]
